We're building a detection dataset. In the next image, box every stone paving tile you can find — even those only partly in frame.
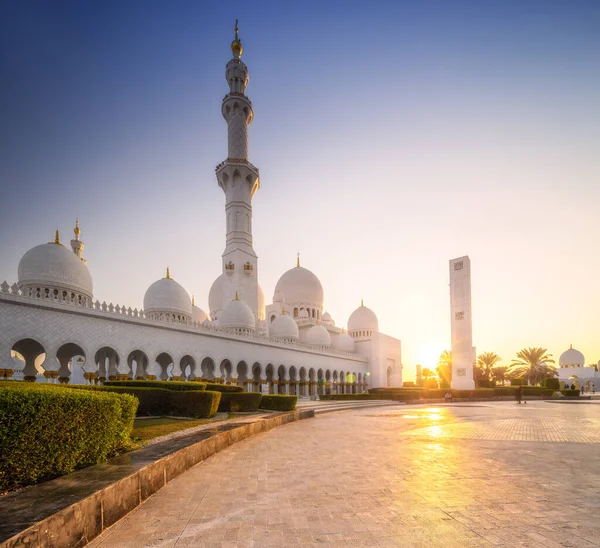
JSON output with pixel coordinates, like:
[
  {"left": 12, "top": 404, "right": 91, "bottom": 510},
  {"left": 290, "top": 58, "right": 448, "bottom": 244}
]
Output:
[{"left": 89, "top": 402, "right": 600, "bottom": 547}]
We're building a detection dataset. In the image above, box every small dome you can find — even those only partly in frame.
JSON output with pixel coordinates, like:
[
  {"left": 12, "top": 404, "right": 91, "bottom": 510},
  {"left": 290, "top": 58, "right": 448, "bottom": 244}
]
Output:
[
  {"left": 274, "top": 265, "right": 324, "bottom": 308},
  {"left": 192, "top": 304, "right": 209, "bottom": 323},
  {"left": 299, "top": 308, "right": 309, "bottom": 318},
  {"left": 219, "top": 295, "right": 255, "bottom": 332},
  {"left": 332, "top": 333, "right": 355, "bottom": 352},
  {"left": 348, "top": 301, "right": 379, "bottom": 332},
  {"left": 209, "top": 273, "right": 225, "bottom": 317},
  {"left": 257, "top": 284, "right": 265, "bottom": 321},
  {"left": 559, "top": 345, "right": 585, "bottom": 367},
  {"left": 269, "top": 314, "right": 299, "bottom": 341},
  {"left": 144, "top": 274, "right": 192, "bottom": 318},
  {"left": 306, "top": 324, "right": 331, "bottom": 348},
  {"left": 321, "top": 311, "right": 334, "bottom": 326},
  {"left": 18, "top": 240, "right": 93, "bottom": 297}
]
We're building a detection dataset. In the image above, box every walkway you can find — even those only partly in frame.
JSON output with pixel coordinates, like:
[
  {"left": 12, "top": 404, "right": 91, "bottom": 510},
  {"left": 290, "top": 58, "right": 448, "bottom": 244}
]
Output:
[{"left": 89, "top": 402, "right": 600, "bottom": 547}]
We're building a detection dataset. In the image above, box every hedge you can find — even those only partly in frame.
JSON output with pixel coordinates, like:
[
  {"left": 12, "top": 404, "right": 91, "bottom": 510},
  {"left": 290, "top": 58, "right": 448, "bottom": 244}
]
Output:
[
  {"left": 562, "top": 389, "right": 580, "bottom": 397},
  {"left": 522, "top": 387, "right": 554, "bottom": 397},
  {"left": 203, "top": 383, "right": 244, "bottom": 393},
  {"left": 493, "top": 386, "right": 517, "bottom": 396},
  {"left": 218, "top": 392, "right": 262, "bottom": 412},
  {"left": 259, "top": 394, "right": 297, "bottom": 411},
  {"left": 68, "top": 385, "right": 220, "bottom": 418},
  {"left": 319, "top": 394, "right": 391, "bottom": 401},
  {"left": 544, "top": 378, "right": 560, "bottom": 390},
  {"left": 510, "top": 378, "right": 526, "bottom": 386},
  {"left": 0, "top": 383, "right": 137, "bottom": 491},
  {"left": 105, "top": 380, "right": 207, "bottom": 391}
]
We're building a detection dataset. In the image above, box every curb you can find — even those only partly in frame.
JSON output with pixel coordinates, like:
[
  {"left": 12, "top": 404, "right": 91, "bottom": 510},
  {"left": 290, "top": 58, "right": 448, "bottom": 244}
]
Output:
[{"left": 0, "top": 409, "right": 314, "bottom": 548}]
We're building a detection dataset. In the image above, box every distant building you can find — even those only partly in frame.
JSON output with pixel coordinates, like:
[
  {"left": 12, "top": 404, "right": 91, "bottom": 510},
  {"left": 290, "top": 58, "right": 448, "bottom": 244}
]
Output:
[{"left": 557, "top": 345, "right": 598, "bottom": 392}]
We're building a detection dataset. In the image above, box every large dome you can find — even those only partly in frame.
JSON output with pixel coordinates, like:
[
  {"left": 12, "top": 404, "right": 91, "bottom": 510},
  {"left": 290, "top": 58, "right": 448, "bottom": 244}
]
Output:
[
  {"left": 269, "top": 314, "right": 299, "bottom": 341},
  {"left": 18, "top": 241, "right": 93, "bottom": 297},
  {"left": 348, "top": 302, "right": 379, "bottom": 332},
  {"left": 209, "top": 273, "right": 264, "bottom": 321},
  {"left": 144, "top": 274, "right": 192, "bottom": 318},
  {"left": 192, "top": 304, "right": 209, "bottom": 324},
  {"left": 274, "top": 265, "right": 324, "bottom": 308},
  {"left": 306, "top": 324, "right": 331, "bottom": 347},
  {"left": 559, "top": 346, "right": 585, "bottom": 367},
  {"left": 219, "top": 296, "right": 255, "bottom": 332},
  {"left": 332, "top": 332, "right": 355, "bottom": 352}
]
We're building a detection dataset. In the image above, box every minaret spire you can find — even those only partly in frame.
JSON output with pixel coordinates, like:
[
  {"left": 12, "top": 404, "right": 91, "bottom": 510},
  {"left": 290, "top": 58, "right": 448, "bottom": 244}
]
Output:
[
  {"left": 215, "top": 24, "right": 260, "bottom": 326},
  {"left": 70, "top": 220, "right": 87, "bottom": 264}
]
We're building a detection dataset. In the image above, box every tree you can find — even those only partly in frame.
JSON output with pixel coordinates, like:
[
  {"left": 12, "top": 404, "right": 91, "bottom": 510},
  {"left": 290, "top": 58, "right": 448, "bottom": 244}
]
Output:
[
  {"left": 421, "top": 367, "right": 434, "bottom": 380},
  {"left": 476, "top": 352, "right": 502, "bottom": 382},
  {"left": 492, "top": 365, "right": 509, "bottom": 385},
  {"left": 436, "top": 350, "right": 452, "bottom": 387},
  {"left": 509, "top": 347, "right": 556, "bottom": 386}
]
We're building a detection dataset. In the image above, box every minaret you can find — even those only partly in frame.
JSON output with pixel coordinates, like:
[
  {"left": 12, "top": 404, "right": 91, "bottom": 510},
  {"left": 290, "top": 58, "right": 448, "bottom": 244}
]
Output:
[
  {"left": 70, "top": 219, "right": 87, "bottom": 264},
  {"left": 215, "top": 21, "right": 260, "bottom": 325}
]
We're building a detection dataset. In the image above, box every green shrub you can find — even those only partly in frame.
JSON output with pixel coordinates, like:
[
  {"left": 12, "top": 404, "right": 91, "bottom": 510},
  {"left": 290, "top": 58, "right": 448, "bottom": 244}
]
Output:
[
  {"left": 0, "top": 384, "right": 137, "bottom": 491},
  {"left": 203, "top": 383, "right": 244, "bottom": 393},
  {"left": 561, "top": 389, "right": 580, "bottom": 397},
  {"left": 544, "top": 378, "right": 560, "bottom": 390},
  {"left": 454, "top": 388, "right": 495, "bottom": 399},
  {"left": 423, "top": 378, "right": 438, "bottom": 389},
  {"left": 171, "top": 390, "right": 220, "bottom": 418},
  {"left": 522, "top": 386, "right": 553, "bottom": 398},
  {"left": 477, "top": 379, "right": 492, "bottom": 388},
  {"left": 105, "top": 380, "right": 207, "bottom": 391},
  {"left": 493, "top": 386, "right": 517, "bottom": 396},
  {"left": 218, "top": 392, "right": 262, "bottom": 412},
  {"left": 319, "top": 394, "right": 390, "bottom": 400},
  {"left": 510, "top": 378, "right": 526, "bottom": 386},
  {"left": 259, "top": 394, "right": 297, "bottom": 411}
]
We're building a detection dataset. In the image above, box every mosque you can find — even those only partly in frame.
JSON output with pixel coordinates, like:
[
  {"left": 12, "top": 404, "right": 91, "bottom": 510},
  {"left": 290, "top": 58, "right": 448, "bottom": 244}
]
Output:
[
  {"left": 557, "top": 346, "right": 599, "bottom": 392},
  {"left": 0, "top": 25, "right": 403, "bottom": 395}
]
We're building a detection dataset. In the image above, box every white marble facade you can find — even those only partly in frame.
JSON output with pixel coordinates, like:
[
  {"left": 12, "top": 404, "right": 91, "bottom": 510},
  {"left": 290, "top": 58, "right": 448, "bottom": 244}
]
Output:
[{"left": 0, "top": 25, "right": 403, "bottom": 394}]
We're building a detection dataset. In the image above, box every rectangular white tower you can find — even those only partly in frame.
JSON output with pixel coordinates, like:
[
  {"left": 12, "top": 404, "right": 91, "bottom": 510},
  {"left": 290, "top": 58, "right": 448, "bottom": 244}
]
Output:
[{"left": 449, "top": 256, "right": 475, "bottom": 390}]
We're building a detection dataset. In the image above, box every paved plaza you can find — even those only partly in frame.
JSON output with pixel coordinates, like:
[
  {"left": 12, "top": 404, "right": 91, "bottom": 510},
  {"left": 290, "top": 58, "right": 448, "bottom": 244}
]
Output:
[{"left": 89, "top": 402, "right": 600, "bottom": 547}]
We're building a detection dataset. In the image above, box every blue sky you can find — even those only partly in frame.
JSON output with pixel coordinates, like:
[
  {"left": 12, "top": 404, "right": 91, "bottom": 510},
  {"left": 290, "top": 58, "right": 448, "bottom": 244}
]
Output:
[{"left": 2, "top": 0, "right": 600, "bottom": 379}]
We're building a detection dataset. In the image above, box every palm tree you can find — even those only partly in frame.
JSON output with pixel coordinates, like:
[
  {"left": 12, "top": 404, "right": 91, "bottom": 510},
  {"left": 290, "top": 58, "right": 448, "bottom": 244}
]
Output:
[
  {"left": 476, "top": 352, "right": 502, "bottom": 381},
  {"left": 421, "top": 367, "right": 434, "bottom": 380},
  {"left": 509, "top": 347, "right": 556, "bottom": 386},
  {"left": 436, "top": 350, "right": 452, "bottom": 386},
  {"left": 492, "top": 365, "right": 509, "bottom": 385}
]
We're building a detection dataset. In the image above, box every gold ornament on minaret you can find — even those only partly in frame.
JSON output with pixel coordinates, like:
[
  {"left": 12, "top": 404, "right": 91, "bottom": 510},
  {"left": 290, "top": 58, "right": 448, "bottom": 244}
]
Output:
[{"left": 231, "top": 19, "right": 243, "bottom": 58}]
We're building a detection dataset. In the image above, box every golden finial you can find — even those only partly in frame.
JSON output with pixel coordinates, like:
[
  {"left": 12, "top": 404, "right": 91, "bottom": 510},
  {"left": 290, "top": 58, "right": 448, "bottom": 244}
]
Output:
[
  {"left": 192, "top": 295, "right": 195, "bottom": 306},
  {"left": 49, "top": 229, "right": 61, "bottom": 245},
  {"left": 231, "top": 19, "right": 243, "bottom": 58},
  {"left": 234, "top": 290, "right": 240, "bottom": 301},
  {"left": 361, "top": 298, "right": 364, "bottom": 307},
  {"left": 297, "top": 252, "right": 300, "bottom": 267},
  {"left": 165, "top": 267, "right": 171, "bottom": 279},
  {"left": 74, "top": 218, "right": 80, "bottom": 236}
]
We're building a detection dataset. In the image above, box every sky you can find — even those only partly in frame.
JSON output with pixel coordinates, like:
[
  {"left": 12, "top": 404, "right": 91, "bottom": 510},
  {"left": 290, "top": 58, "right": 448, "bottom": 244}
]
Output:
[{"left": 1, "top": 0, "right": 599, "bottom": 382}]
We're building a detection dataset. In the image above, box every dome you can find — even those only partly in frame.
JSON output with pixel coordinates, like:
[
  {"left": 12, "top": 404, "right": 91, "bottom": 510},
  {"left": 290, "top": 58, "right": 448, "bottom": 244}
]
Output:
[
  {"left": 18, "top": 240, "right": 93, "bottom": 297},
  {"left": 348, "top": 301, "right": 379, "bottom": 332},
  {"left": 144, "top": 273, "right": 192, "bottom": 318},
  {"left": 273, "top": 289, "right": 285, "bottom": 303},
  {"left": 257, "top": 284, "right": 265, "bottom": 321},
  {"left": 299, "top": 308, "right": 309, "bottom": 319},
  {"left": 332, "top": 333, "right": 355, "bottom": 352},
  {"left": 306, "top": 324, "right": 331, "bottom": 348},
  {"left": 192, "top": 304, "right": 209, "bottom": 324},
  {"left": 219, "top": 295, "right": 255, "bottom": 332},
  {"left": 559, "top": 345, "right": 585, "bottom": 367},
  {"left": 321, "top": 311, "right": 334, "bottom": 326},
  {"left": 269, "top": 314, "right": 299, "bottom": 341},
  {"left": 274, "top": 265, "right": 324, "bottom": 308}
]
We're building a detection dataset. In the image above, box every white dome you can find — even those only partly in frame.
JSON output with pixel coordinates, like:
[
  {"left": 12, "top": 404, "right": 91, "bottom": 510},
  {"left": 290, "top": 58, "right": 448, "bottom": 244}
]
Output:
[
  {"left": 306, "top": 324, "right": 331, "bottom": 347},
  {"left": 321, "top": 311, "right": 334, "bottom": 326},
  {"left": 559, "top": 346, "right": 585, "bottom": 367},
  {"left": 332, "top": 332, "right": 355, "bottom": 352},
  {"left": 18, "top": 242, "right": 93, "bottom": 297},
  {"left": 348, "top": 302, "right": 378, "bottom": 332},
  {"left": 257, "top": 284, "right": 265, "bottom": 321},
  {"left": 144, "top": 276, "right": 192, "bottom": 318},
  {"left": 269, "top": 314, "right": 299, "bottom": 341},
  {"left": 192, "top": 304, "right": 209, "bottom": 323},
  {"left": 274, "top": 265, "right": 324, "bottom": 308},
  {"left": 219, "top": 297, "right": 255, "bottom": 331}
]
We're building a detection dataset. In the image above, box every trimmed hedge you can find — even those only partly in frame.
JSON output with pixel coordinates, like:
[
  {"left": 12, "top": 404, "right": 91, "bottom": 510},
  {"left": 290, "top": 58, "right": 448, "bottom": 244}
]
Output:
[
  {"left": 510, "top": 378, "right": 526, "bottom": 386},
  {"left": 105, "top": 380, "right": 207, "bottom": 391},
  {"left": 493, "top": 386, "right": 517, "bottom": 396},
  {"left": 522, "top": 387, "right": 554, "bottom": 398},
  {"left": 204, "top": 383, "right": 244, "bottom": 393},
  {"left": 544, "top": 378, "right": 560, "bottom": 390},
  {"left": 259, "top": 394, "right": 297, "bottom": 411},
  {"left": 0, "top": 383, "right": 137, "bottom": 490},
  {"left": 562, "top": 389, "right": 580, "bottom": 397},
  {"left": 319, "top": 394, "right": 391, "bottom": 401},
  {"left": 218, "top": 392, "right": 262, "bottom": 412},
  {"left": 68, "top": 385, "right": 220, "bottom": 418}
]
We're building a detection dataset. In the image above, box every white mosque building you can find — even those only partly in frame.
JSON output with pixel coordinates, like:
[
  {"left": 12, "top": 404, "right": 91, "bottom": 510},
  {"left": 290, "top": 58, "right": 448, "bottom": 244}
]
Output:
[
  {"left": 557, "top": 345, "right": 599, "bottom": 392},
  {"left": 0, "top": 25, "right": 403, "bottom": 396}
]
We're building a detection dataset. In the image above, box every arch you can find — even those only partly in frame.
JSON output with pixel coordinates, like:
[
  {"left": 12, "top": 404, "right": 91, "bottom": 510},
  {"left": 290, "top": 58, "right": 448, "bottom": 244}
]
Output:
[
  {"left": 56, "top": 342, "right": 86, "bottom": 384},
  {"left": 236, "top": 360, "right": 248, "bottom": 386},
  {"left": 293, "top": 308, "right": 298, "bottom": 318},
  {"left": 339, "top": 370, "right": 346, "bottom": 394},
  {"left": 11, "top": 338, "right": 46, "bottom": 382},
  {"left": 270, "top": 314, "right": 276, "bottom": 323},
  {"left": 220, "top": 359, "right": 233, "bottom": 383},
  {"left": 277, "top": 365, "right": 286, "bottom": 394},
  {"left": 251, "top": 362, "right": 262, "bottom": 392},
  {"left": 128, "top": 350, "right": 149, "bottom": 380},
  {"left": 155, "top": 352, "right": 173, "bottom": 381},
  {"left": 179, "top": 355, "right": 196, "bottom": 381},
  {"left": 387, "top": 366, "right": 392, "bottom": 387},
  {"left": 266, "top": 363, "right": 275, "bottom": 394},
  {"left": 201, "top": 357, "right": 216, "bottom": 381},
  {"left": 95, "top": 347, "right": 120, "bottom": 382}
]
